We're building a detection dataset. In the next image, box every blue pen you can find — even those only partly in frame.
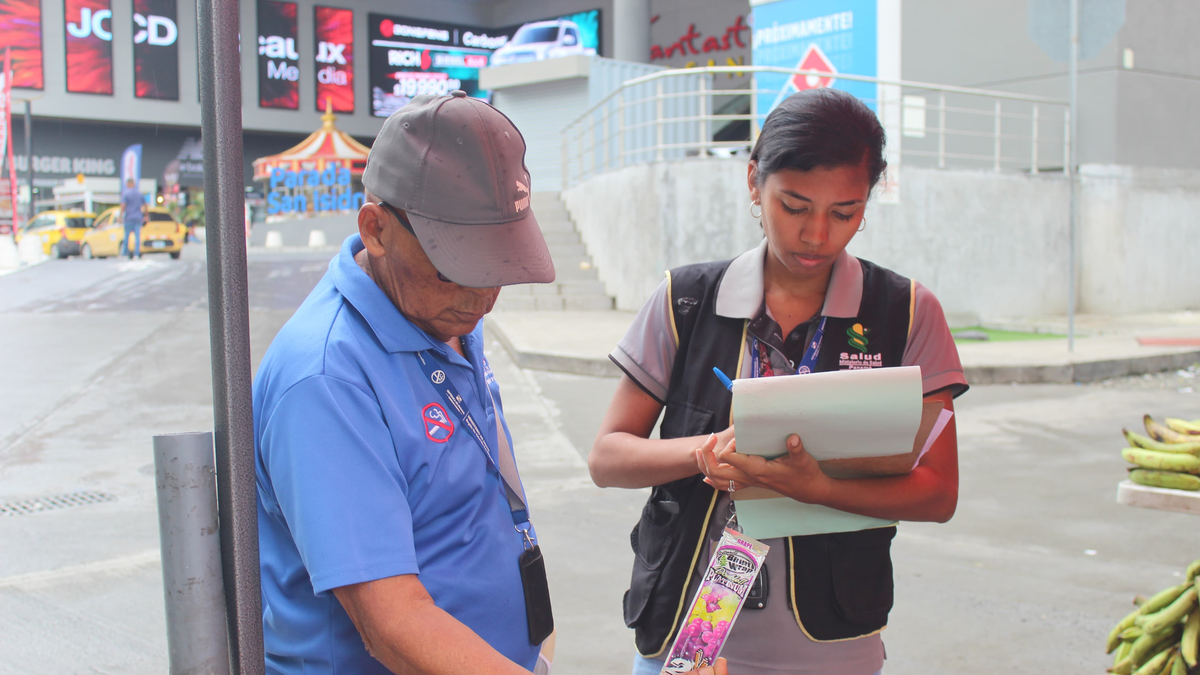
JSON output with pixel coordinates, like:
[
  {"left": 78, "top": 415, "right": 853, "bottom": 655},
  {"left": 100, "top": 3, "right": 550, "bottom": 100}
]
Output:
[{"left": 712, "top": 367, "right": 734, "bottom": 391}]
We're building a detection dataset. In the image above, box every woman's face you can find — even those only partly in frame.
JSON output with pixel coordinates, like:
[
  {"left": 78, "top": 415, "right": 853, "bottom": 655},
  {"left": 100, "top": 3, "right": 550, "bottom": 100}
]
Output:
[{"left": 748, "top": 161, "right": 870, "bottom": 281}]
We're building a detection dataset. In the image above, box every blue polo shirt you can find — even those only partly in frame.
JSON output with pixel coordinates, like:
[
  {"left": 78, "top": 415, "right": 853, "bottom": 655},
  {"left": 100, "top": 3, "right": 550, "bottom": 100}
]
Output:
[{"left": 253, "top": 234, "right": 538, "bottom": 674}]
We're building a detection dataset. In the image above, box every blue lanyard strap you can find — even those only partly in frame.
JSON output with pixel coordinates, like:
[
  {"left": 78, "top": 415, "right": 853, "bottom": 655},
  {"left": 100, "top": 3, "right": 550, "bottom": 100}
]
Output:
[
  {"left": 416, "top": 350, "right": 530, "bottom": 526},
  {"left": 750, "top": 316, "right": 827, "bottom": 377}
]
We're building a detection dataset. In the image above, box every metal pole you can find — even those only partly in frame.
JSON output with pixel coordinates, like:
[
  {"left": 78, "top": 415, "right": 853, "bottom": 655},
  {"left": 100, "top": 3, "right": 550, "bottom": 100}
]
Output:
[
  {"left": 655, "top": 79, "right": 664, "bottom": 162},
  {"left": 23, "top": 101, "right": 32, "bottom": 220},
  {"left": 993, "top": 100, "right": 1001, "bottom": 172},
  {"left": 1068, "top": 0, "right": 1079, "bottom": 352},
  {"left": 617, "top": 92, "right": 625, "bottom": 167},
  {"left": 197, "top": 0, "right": 263, "bottom": 673},
  {"left": 576, "top": 122, "right": 584, "bottom": 183},
  {"left": 1031, "top": 104, "right": 1039, "bottom": 174},
  {"left": 561, "top": 128, "right": 569, "bottom": 189},
  {"left": 750, "top": 74, "right": 760, "bottom": 143},
  {"left": 602, "top": 105, "right": 610, "bottom": 171},
  {"left": 155, "top": 432, "right": 232, "bottom": 675},
  {"left": 938, "top": 93, "right": 945, "bottom": 168},
  {"left": 698, "top": 75, "right": 708, "bottom": 158}
]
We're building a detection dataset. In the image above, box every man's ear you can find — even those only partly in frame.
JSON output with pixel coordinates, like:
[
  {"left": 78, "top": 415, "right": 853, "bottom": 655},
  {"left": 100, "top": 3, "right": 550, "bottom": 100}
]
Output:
[{"left": 358, "top": 203, "right": 387, "bottom": 257}]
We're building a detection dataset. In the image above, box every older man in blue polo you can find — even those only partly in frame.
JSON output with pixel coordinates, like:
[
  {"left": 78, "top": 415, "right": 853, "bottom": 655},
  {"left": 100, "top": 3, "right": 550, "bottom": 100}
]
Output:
[{"left": 252, "top": 88, "right": 562, "bottom": 675}]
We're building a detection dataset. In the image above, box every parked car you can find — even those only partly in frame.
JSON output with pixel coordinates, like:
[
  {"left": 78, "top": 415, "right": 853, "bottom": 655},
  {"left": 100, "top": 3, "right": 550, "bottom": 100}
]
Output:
[
  {"left": 14, "top": 209, "right": 97, "bottom": 258},
  {"left": 82, "top": 206, "right": 186, "bottom": 259},
  {"left": 489, "top": 19, "right": 595, "bottom": 66}
]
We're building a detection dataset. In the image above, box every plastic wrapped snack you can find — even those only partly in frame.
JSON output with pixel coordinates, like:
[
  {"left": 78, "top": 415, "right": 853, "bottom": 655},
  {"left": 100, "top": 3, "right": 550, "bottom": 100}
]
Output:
[{"left": 660, "top": 528, "right": 770, "bottom": 674}]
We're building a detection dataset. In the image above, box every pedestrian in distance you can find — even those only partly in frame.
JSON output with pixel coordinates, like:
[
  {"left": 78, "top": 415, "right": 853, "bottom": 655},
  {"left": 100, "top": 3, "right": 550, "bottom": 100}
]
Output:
[
  {"left": 590, "top": 88, "right": 970, "bottom": 675},
  {"left": 252, "top": 89, "right": 727, "bottom": 675},
  {"left": 119, "top": 178, "right": 147, "bottom": 259}
]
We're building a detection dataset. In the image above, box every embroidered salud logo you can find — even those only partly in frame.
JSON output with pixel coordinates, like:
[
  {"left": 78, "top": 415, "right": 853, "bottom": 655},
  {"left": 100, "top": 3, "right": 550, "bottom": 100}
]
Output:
[
  {"left": 846, "top": 323, "right": 869, "bottom": 352},
  {"left": 422, "top": 403, "right": 455, "bottom": 443}
]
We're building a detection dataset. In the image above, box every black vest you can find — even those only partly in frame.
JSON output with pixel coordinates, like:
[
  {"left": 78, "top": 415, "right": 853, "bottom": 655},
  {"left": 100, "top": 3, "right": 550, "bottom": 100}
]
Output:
[{"left": 623, "top": 255, "right": 914, "bottom": 657}]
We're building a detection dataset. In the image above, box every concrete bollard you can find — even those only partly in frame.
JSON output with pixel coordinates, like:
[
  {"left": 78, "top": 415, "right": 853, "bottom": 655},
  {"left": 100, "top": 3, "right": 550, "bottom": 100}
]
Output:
[
  {"left": 0, "top": 236, "right": 18, "bottom": 270},
  {"left": 154, "top": 432, "right": 232, "bottom": 675},
  {"left": 17, "top": 234, "right": 48, "bottom": 265},
  {"left": 307, "top": 229, "right": 327, "bottom": 248},
  {"left": 264, "top": 230, "right": 283, "bottom": 248}
]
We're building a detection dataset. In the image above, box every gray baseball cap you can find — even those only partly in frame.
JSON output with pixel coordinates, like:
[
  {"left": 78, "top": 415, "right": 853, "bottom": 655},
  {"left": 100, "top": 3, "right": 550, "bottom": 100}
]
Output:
[{"left": 361, "top": 90, "right": 555, "bottom": 288}]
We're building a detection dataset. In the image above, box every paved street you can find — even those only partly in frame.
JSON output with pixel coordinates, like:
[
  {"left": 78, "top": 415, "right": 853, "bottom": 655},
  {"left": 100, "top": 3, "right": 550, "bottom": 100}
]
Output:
[{"left": 1, "top": 243, "right": 1198, "bottom": 674}]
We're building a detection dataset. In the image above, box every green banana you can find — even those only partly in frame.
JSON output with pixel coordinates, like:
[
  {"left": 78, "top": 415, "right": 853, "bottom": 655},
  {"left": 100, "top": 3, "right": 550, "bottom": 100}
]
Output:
[
  {"left": 1121, "top": 626, "right": 1145, "bottom": 641},
  {"left": 1165, "top": 418, "right": 1200, "bottom": 435},
  {"left": 1115, "top": 639, "right": 1134, "bottom": 667},
  {"left": 1170, "top": 649, "right": 1186, "bottom": 675},
  {"left": 1123, "top": 429, "right": 1200, "bottom": 456},
  {"left": 1130, "top": 469, "right": 1200, "bottom": 491},
  {"left": 1113, "top": 627, "right": 1182, "bottom": 674},
  {"left": 1122, "top": 448, "right": 1200, "bottom": 474},
  {"left": 1137, "top": 588, "right": 1198, "bottom": 635},
  {"left": 1141, "top": 585, "right": 1189, "bottom": 615},
  {"left": 1112, "top": 607, "right": 1145, "bottom": 652},
  {"left": 1187, "top": 559, "right": 1200, "bottom": 582},
  {"left": 1145, "top": 416, "right": 1199, "bottom": 444},
  {"left": 1132, "top": 648, "right": 1173, "bottom": 675},
  {"left": 1183, "top": 609, "right": 1199, "bottom": 667}
]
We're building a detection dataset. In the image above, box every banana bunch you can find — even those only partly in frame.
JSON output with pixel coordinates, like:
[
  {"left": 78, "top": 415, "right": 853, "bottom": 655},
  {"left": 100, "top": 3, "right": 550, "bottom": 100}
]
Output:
[
  {"left": 1106, "top": 559, "right": 1200, "bottom": 674},
  {"left": 1121, "top": 417, "right": 1200, "bottom": 492}
]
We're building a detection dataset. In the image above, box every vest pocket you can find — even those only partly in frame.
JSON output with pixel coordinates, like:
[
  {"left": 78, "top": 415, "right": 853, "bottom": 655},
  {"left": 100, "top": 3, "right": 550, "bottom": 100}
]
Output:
[
  {"left": 624, "top": 487, "right": 683, "bottom": 627},
  {"left": 828, "top": 527, "right": 896, "bottom": 629},
  {"left": 659, "top": 400, "right": 715, "bottom": 439}
]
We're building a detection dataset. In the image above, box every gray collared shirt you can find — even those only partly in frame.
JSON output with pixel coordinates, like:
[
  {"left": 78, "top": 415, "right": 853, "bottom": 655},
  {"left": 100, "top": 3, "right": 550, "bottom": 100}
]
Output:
[{"left": 611, "top": 241, "right": 967, "bottom": 675}]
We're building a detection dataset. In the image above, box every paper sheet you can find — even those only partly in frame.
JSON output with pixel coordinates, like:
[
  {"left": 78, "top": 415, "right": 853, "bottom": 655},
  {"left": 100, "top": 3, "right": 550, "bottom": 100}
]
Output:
[
  {"left": 729, "top": 366, "right": 926, "bottom": 539},
  {"left": 731, "top": 366, "right": 924, "bottom": 461},
  {"left": 913, "top": 409, "right": 954, "bottom": 470}
]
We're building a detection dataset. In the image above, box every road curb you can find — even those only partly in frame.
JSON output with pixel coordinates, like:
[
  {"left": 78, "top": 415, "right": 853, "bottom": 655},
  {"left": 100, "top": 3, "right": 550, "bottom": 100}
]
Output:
[
  {"left": 487, "top": 317, "right": 1200, "bottom": 384},
  {"left": 964, "top": 350, "right": 1200, "bottom": 384},
  {"left": 486, "top": 315, "right": 621, "bottom": 377}
]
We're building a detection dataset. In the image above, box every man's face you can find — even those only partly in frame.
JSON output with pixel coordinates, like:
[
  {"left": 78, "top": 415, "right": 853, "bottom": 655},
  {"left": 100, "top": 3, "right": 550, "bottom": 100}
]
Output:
[{"left": 358, "top": 202, "right": 500, "bottom": 343}]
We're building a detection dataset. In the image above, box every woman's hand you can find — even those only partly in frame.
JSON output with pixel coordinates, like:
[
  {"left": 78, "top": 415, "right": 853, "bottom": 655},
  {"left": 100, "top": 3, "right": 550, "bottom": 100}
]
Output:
[
  {"left": 697, "top": 432, "right": 832, "bottom": 504},
  {"left": 692, "top": 427, "right": 738, "bottom": 490}
]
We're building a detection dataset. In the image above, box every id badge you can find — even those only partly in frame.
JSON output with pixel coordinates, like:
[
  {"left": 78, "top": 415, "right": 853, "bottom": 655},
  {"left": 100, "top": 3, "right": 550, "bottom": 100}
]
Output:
[{"left": 519, "top": 545, "right": 554, "bottom": 645}]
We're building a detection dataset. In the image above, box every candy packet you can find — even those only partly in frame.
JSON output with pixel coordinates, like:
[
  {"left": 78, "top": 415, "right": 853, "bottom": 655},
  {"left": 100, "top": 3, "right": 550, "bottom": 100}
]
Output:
[{"left": 660, "top": 528, "right": 770, "bottom": 674}]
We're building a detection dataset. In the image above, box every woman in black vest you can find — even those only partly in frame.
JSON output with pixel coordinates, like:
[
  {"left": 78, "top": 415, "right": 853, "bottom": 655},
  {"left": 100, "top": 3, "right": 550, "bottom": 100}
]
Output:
[{"left": 591, "top": 88, "right": 969, "bottom": 675}]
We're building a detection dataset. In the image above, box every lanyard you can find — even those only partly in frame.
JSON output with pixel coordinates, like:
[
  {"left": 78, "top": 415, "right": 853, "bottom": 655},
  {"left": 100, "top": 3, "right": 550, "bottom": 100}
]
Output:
[
  {"left": 750, "top": 316, "right": 827, "bottom": 377},
  {"left": 415, "top": 350, "right": 530, "bottom": 527}
]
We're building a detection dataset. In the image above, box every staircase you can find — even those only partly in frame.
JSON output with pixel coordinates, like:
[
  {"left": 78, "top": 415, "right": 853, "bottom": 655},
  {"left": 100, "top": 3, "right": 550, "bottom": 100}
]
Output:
[{"left": 494, "top": 192, "right": 614, "bottom": 311}]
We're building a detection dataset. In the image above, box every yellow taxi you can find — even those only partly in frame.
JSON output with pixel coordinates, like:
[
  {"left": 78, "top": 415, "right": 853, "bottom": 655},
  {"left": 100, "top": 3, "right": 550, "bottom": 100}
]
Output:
[
  {"left": 14, "top": 209, "right": 97, "bottom": 258},
  {"left": 82, "top": 206, "right": 186, "bottom": 259}
]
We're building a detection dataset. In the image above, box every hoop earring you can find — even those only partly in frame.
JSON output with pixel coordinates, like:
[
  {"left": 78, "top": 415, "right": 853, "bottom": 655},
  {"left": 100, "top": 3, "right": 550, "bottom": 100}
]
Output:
[
  {"left": 858, "top": 216, "right": 867, "bottom": 233},
  {"left": 749, "top": 201, "right": 762, "bottom": 219}
]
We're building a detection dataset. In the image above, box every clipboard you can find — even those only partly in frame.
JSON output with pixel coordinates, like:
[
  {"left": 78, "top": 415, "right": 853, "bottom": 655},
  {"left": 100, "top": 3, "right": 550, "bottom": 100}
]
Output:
[
  {"left": 731, "top": 400, "right": 945, "bottom": 501},
  {"left": 726, "top": 367, "right": 952, "bottom": 538}
]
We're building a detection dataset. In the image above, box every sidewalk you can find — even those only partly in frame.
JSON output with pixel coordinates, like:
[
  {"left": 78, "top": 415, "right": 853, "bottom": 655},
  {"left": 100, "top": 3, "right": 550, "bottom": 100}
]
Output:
[{"left": 486, "top": 310, "right": 1200, "bottom": 384}]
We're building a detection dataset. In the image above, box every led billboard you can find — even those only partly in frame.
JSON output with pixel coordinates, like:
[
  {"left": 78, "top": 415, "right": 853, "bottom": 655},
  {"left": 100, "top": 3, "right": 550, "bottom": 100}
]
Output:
[
  {"left": 65, "top": 0, "right": 112, "bottom": 94},
  {"left": 0, "top": 0, "right": 44, "bottom": 89},
  {"left": 133, "top": 0, "right": 178, "bottom": 100},
  {"left": 258, "top": 0, "right": 299, "bottom": 109},
  {"left": 368, "top": 10, "right": 601, "bottom": 118},
  {"left": 314, "top": 5, "right": 352, "bottom": 113}
]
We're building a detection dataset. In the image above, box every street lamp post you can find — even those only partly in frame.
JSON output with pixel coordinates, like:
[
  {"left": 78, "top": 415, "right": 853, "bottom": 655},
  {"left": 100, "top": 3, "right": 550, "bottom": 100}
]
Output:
[
  {"left": 1067, "top": 0, "right": 1078, "bottom": 352},
  {"left": 22, "top": 100, "right": 32, "bottom": 220}
]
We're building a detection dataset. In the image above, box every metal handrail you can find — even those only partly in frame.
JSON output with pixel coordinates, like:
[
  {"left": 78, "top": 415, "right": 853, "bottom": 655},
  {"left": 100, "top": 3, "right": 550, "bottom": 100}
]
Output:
[
  {"left": 561, "top": 64, "right": 1071, "bottom": 189},
  {"left": 565, "top": 65, "right": 1066, "bottom": 133}
]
